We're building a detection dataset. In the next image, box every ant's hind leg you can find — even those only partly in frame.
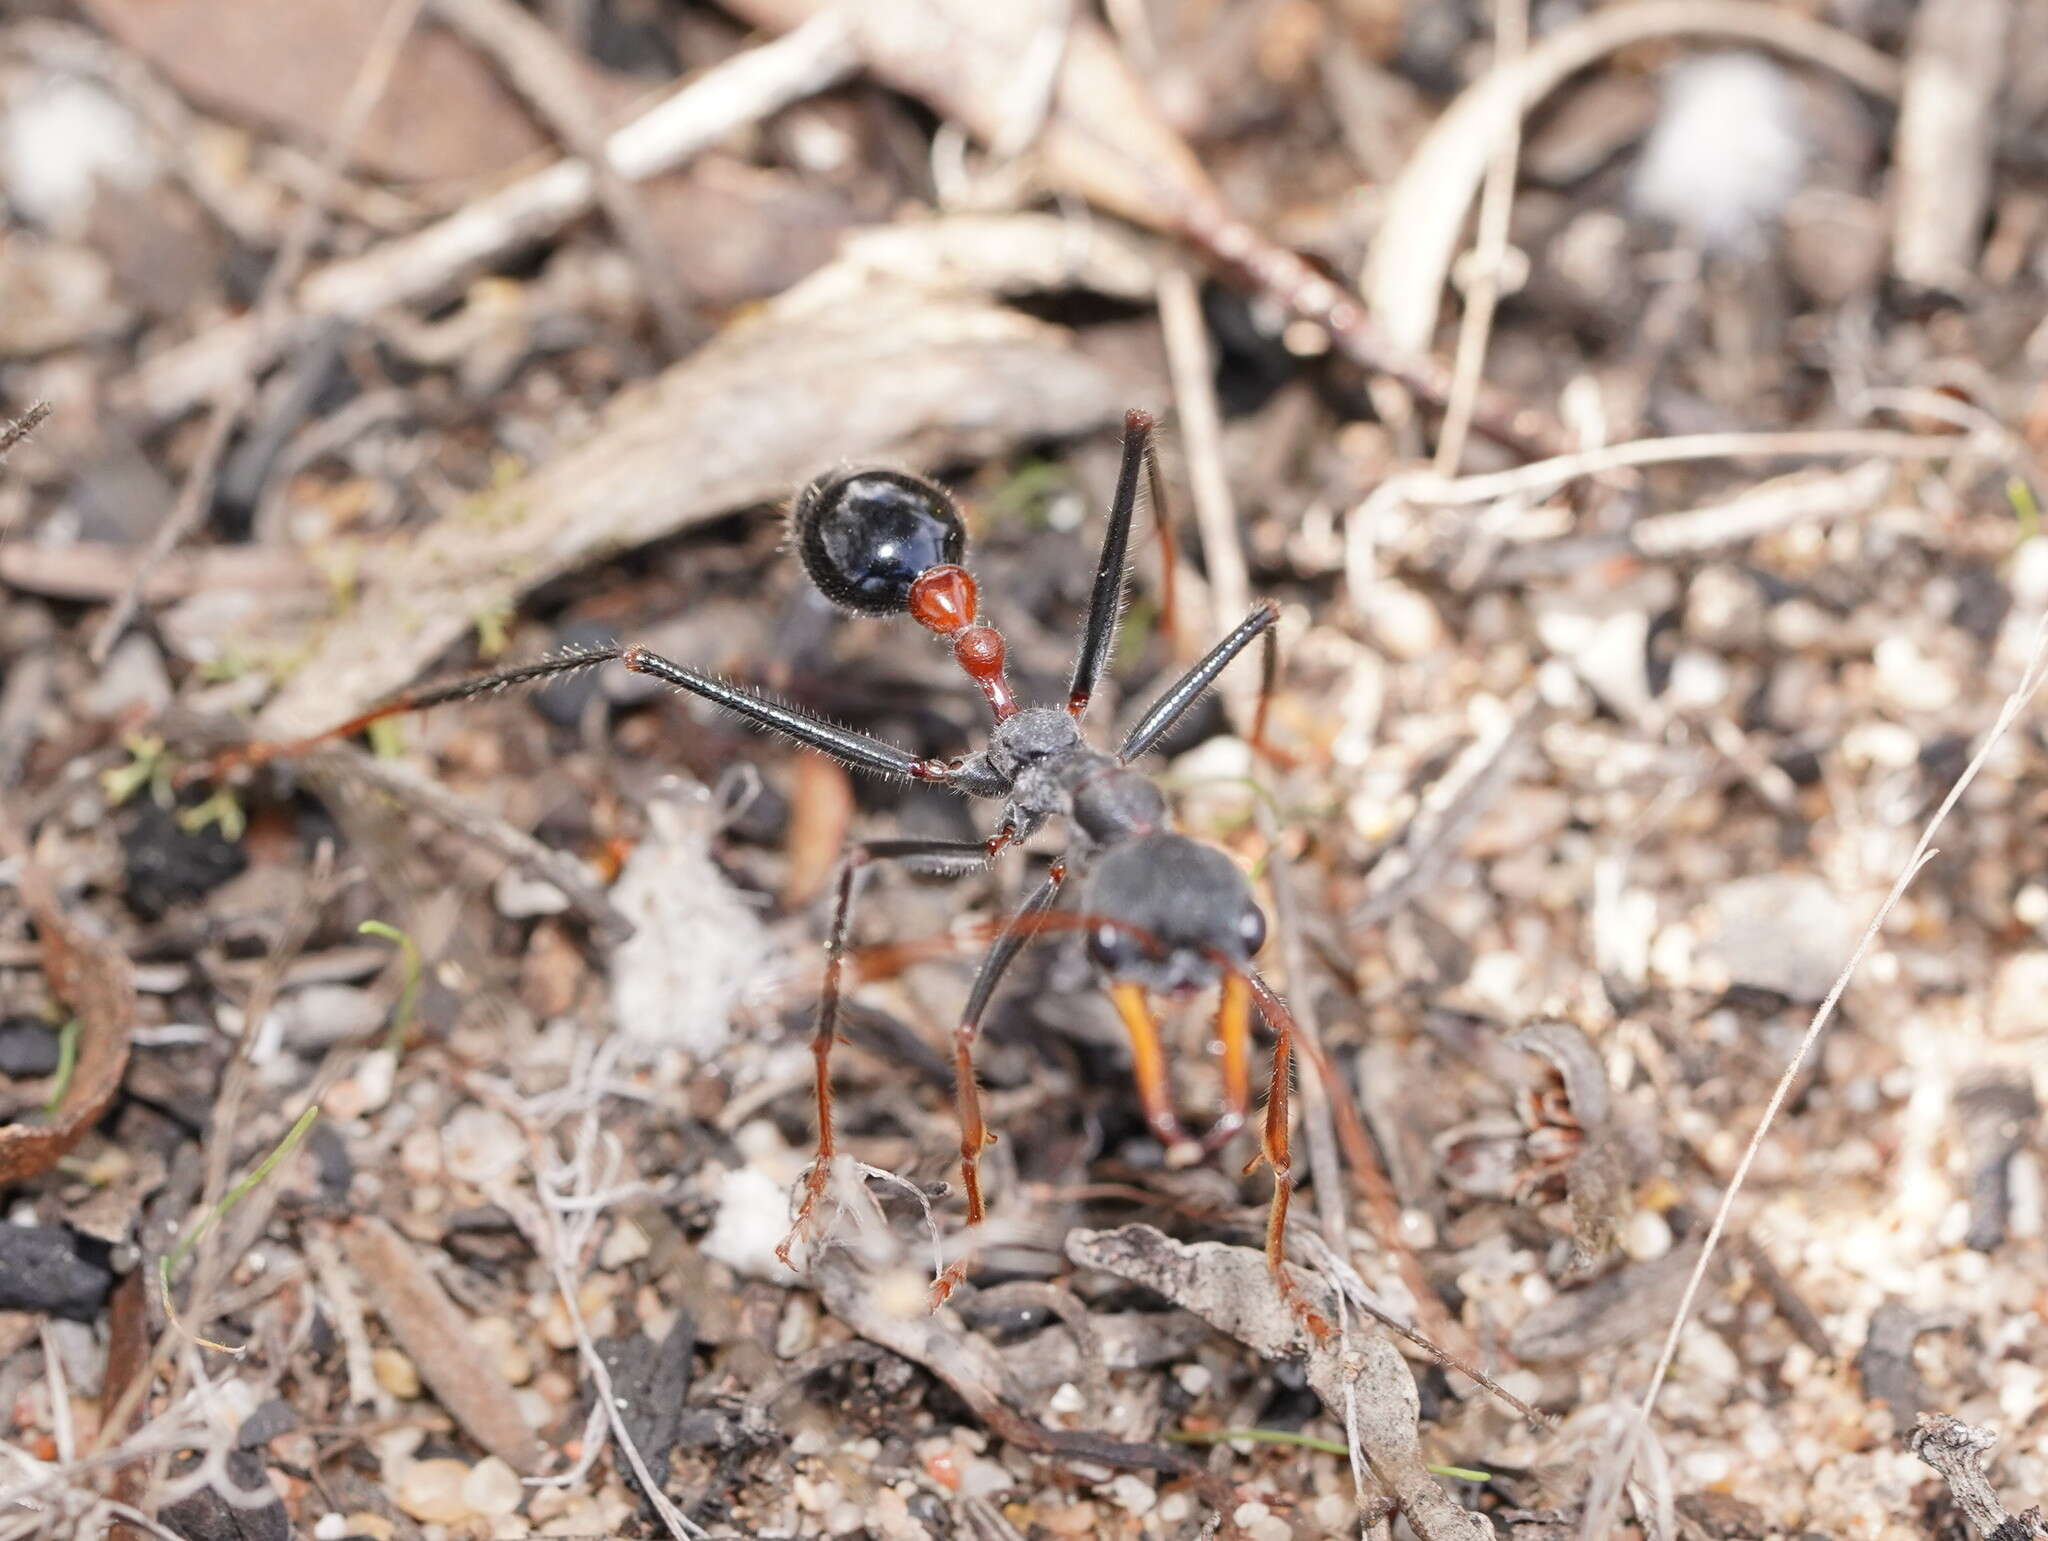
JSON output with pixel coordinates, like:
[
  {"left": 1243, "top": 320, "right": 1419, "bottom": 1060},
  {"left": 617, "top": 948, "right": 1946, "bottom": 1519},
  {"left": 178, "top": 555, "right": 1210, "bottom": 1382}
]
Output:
[
  {"left": 930, "top": 864, "right": 1066, "bottom": 1306},
  {"left": 777, "top": 835, "right": 994, "bottom": 1270}
]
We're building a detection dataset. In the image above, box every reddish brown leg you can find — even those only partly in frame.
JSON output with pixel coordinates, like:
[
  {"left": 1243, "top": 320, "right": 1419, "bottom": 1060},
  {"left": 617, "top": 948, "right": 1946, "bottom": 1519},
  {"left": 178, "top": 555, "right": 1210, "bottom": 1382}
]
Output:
[
  {"left": 777, "top": 836, "right": 993, "bottom": 1270},
  {"left": 930, "top": 865, "right": 1067, "bottom": 1306},
  {"left": 1245, "top": 987, "right": 1334, "bottom": 1344}
]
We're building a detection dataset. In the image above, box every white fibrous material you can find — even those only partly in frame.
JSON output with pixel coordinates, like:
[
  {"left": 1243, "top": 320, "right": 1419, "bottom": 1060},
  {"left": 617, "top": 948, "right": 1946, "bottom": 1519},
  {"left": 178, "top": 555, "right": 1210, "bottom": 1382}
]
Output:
[
  {"left": 608, "top": 784, "right": 769, "bottom": 1060},
  {"left": 1630, "top": 54, "right": 1808, "bottom": 251},
  {"left": 1, "top": 76, "right": 158, "bottom": 232},
  {"left": 699, "top": 1167, "right": 797, "bottom": 1282}
]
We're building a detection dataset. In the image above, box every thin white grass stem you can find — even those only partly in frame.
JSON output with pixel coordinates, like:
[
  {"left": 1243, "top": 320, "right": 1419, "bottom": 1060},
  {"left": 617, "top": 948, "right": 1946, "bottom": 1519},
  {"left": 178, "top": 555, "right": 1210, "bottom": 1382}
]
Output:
[
  {"left": 1580, "top": 620, "right": 2048, "bottom": 1537},
  {"left": 1434, "top": 0, "right": 1529, "bottom": 476}
]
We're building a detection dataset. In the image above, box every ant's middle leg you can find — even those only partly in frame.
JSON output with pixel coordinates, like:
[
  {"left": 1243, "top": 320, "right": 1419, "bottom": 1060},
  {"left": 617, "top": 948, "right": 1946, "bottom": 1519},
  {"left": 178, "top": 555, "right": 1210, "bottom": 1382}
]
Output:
[
  {"left": 930, "top": 861, "right": 1066, "bottom": 1306},
  {"left": 778, "top": 834, "right": 996, "bottom": 1268}
]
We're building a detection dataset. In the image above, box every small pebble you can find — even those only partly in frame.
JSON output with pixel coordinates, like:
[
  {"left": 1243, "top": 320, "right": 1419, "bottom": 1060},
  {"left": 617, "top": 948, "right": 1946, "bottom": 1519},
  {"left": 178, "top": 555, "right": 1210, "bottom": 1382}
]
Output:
[
  {"left": 1873, "top": 635, "right": 1958, "bottom": 714},
  {"left": 469, "top": 1315, "right": 534, "bottom": 1386},
  {"left": 82, "top": 634, "right": 173, "bottom": 719},
  {"left": 598, "top": 1219, "right": 650, "bottom": 1270},
  {"left": 275, "top": 985, "right": 387, "bottom": 1050},
  {"left": 443, "top": 1105, "right": 525, "bottom": 1185},
  {"left": 372, "top": 1347, "right": 420, "bottom": 1399},
  {"left": 1047, "top": 1382, "right": 1085, "bottom": 1415},
  {"left": 1362, "top": 580, "right": 1445, "bottom": 662},
  {"left": 397, "top": 1459, "right": 474, "bottom": 1524},
  {"left": 494, "top": 870, "right": 571, "bottom": 919},
  {"left": 463, "top": 1456, "right": 524, "bottom": 1518},
  {"left": 1174, "top": 1362, "right": 1211, "bottom": 1397},
  {"left": 1840, "top": 721, "right": 1920, "bottom": 771},
  {"left": 1622, "top": 1209, "right": 1673, "bottom": 1263},
  {"left": 1664, "top": 649, "right": 1730, "bottom": 711},
  {"left": 1107, "top": 1475, "right": 1156, "bottom": 1515}
]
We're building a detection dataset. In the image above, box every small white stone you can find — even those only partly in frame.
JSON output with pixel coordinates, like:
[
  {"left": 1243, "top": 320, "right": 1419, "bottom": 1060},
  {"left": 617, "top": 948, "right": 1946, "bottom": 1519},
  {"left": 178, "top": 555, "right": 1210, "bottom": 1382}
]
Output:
[
  {"left": 1362, "top": 580, "right": 1445, "bottom": 662},
  {"left": 1873, "top": 635, "right": 1958, "bottom": 714},
  {"left": 494, "top": 870, "right": 571, "bottom": 919},
  {"left": 372, "top": 1347, "right": 420, "bottom": 1399},
  {"left": 1047, "top": 1382, "right": 1086, "bottom": 1415},
  {"left": 396, "top": 1459, "right": 474, "bottom": 1524},
  {"left": 599, "top": 1220, "right": 650, "bottom": 1270},
  {"left": 462, "top": 1457, "right": 524, "bottom": 1518},
  {"left": 351, "top": 1048, "right": 397, "bottom": 1117},
  {"left": 1841, "top": 721, "right": 1921, "bottom": 771},
  {"left": 2013, "top": 885, "right": 2048, "bottom": 929},
  {"left": 1107, "top": 1474, "right": 1155, "bottom": 1515},
  {"left": 1621, "top": 1208, "right": 1673, "bottom": 1263},
  {"left": 1315, "top": 1493, "right": 1354, "bottom": 1531},
  {"left": 1174, "top": 1362, "right": 1212, "bottom": 1397},
  {"left": 314, "top": 1514, "right": 348, "bottom": 1540},
  {"left": 1664, "top": 649, "right": 1730, "bottom": 712},
  {"left": 442, "top": 1105, "right": 526, "bottom": 1185}
]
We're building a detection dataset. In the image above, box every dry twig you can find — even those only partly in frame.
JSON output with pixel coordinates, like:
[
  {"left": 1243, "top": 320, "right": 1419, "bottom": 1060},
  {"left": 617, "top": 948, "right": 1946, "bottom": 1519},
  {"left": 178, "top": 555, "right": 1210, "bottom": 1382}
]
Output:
[
  {"left": 1068, "top": 1225, "right": 1491, "bottom": 1541},
  {"left": 125, "top": 13, "right": 860, "bottom": 422},
  {"left": 430, "top": 0, "right": 695, "bottom": 353},
  {"left": 89, "top": 0, "right": 426, "bottom": 663},
  {"left": 1907, "top": 1415, "right": 2047, "bottom": 1541}
]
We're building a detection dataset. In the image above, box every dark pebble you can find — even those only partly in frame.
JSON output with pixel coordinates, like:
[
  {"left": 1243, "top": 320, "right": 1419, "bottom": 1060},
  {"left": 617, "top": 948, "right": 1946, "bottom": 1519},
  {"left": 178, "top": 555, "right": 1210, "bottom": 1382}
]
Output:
[
  {"left": 0, "top": 1016, "right": 60, "bottom": 1078},
  {"left": 120, "top": 801, "right": 248, "bottom": 922},
  {"left": 0, "top": 1225, "right": 117, "bottom": 1321}
]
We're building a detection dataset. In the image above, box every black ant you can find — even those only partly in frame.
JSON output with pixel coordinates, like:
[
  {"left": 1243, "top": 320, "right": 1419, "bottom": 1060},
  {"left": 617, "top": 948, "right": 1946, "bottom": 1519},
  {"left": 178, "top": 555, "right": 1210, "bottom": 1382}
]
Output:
[{"left": 206, "top": 409, "right": 1330, "bottom": 1338}]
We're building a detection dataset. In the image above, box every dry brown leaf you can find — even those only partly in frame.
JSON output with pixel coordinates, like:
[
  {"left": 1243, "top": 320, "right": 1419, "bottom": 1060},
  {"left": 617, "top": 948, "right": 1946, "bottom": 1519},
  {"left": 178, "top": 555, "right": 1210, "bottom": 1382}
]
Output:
[
  {"left": 75, "top": 0, "right": 640, "bottom": 183},
  {"left": 0, "top": 825, "right": 136, "bottom": 1187},
  {"left": 250, "top": 278, "right": 1123, "bottom": 740},
  {"left": 341, "top": 1217, "right": 545, "bottom": 1474}
]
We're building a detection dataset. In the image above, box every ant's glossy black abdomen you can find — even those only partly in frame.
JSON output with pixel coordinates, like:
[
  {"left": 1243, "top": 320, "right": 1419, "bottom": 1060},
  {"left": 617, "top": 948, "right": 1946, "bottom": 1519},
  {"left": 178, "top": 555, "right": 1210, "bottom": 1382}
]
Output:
[{"left": 792, "top": 468, "right": 966, "bottom": 615}]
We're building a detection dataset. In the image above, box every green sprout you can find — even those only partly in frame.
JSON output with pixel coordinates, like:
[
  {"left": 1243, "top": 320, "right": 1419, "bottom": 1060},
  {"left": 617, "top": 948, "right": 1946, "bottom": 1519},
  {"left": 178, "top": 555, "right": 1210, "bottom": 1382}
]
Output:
[
  {"left": 177, "top": 789, "right": 247, "bottom": 842},
  {"left": 358, "top": 919, "right": 422, "bottom": 1054},
  {"left": 2009, "top": 478, "right": 2040, "bottom": 543},
  {"left": 100, "top": 734, "right": 174, "bottom": 808},
  {"left": 44, "top": 1019, "right": 80, "bottom": 1114},
  {"left": 160, "top": 1102, "right": 323, "bottom": 1349}
]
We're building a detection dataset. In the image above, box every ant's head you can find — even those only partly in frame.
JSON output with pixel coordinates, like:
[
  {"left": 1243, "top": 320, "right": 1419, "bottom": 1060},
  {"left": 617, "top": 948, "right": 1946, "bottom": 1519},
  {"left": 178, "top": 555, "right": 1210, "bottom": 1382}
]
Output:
[
  {"left": 792, "top": 468, "right": 967, "bottom": 617},
  {"left": 792, "top": 466, "right": 1020, "bottom": 719},
  {"left": 1082, "top": 832, "right": 1267, "bottom": 995}
]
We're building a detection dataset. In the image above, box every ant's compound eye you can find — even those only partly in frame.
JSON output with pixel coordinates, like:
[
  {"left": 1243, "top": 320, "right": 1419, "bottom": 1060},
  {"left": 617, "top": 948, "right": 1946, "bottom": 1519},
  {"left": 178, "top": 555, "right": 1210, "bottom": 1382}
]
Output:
[
  {"left": 1237, "top": 905, "right": 1267, "bottom": 956},
  {"left": 1088, "top": 922, "right": 1141, "bottom": 976},
  {"left": 793, "top": 469, "right": 967, "bottom": 616}
]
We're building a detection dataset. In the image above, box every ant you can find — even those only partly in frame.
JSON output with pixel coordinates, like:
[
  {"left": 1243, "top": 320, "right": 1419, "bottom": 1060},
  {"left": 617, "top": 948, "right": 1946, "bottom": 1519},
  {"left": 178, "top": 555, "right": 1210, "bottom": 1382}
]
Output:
[{"left": 207, "top": 409, "right": 1330, "bottom": 1339}]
